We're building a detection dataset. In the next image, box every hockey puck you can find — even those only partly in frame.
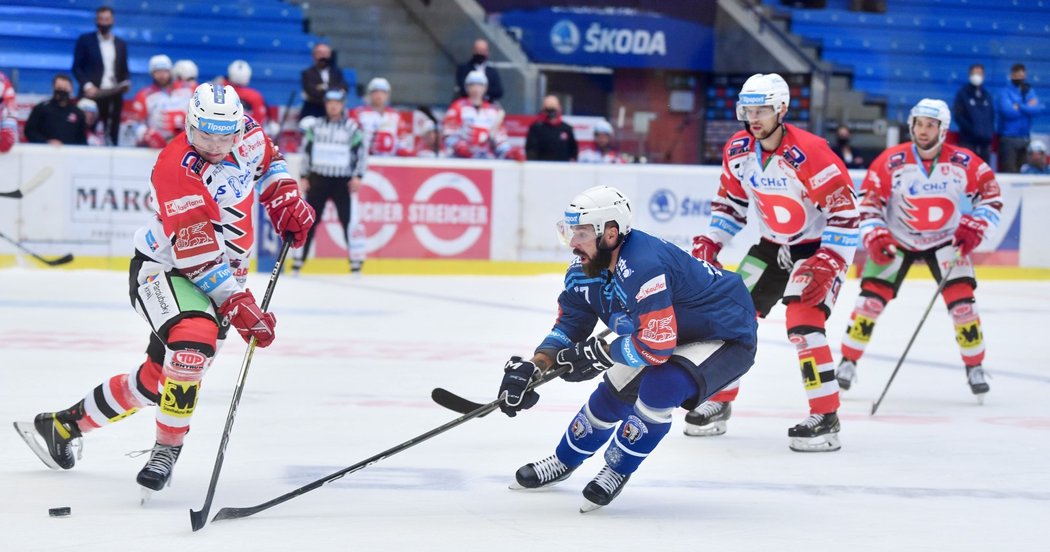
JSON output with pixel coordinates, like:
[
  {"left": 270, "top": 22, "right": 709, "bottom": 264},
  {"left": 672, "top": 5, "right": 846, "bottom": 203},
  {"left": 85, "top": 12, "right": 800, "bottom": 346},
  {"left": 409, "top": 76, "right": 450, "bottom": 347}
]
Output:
[{"left": 48, "top": 507, "right": 71, "bottom": 517}]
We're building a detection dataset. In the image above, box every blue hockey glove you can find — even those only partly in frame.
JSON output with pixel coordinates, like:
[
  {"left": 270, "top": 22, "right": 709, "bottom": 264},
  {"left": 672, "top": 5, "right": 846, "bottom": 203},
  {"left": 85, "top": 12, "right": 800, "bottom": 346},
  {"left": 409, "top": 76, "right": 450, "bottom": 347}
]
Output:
[
  {"left": 556, "top": 336, "right": 614, "bottom": 382},
  {"left": 498, "top": 356, "right": 540, "bottom": 417}
]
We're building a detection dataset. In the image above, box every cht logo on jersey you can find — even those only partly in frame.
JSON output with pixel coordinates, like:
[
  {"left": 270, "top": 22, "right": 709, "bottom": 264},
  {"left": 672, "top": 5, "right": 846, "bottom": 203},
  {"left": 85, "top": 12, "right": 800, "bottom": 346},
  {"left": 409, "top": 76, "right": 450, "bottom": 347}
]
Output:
[
  {"left": 551, "top": 20, "right": 581, "bottom": 54},
  {"left": 649, "top": 189, "right": 677, "bottom": 222}
]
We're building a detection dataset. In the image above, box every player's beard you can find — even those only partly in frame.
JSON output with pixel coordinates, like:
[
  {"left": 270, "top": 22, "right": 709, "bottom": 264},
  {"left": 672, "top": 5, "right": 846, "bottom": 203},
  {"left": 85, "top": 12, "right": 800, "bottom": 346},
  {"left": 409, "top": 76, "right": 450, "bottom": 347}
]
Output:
[{"left": 575, "top": 245, "right": 614, "bottom": 278}]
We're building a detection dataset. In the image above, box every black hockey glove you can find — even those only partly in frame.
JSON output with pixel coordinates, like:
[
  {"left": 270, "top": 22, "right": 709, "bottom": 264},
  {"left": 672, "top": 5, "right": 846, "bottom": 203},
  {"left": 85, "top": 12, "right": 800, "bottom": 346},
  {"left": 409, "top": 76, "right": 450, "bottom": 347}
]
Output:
[
  {"left": 557, "top": 336, "right": 614, "bottom": 382},
  {"left": 498, "top": 356, "right": 541, "bottom": 417}
]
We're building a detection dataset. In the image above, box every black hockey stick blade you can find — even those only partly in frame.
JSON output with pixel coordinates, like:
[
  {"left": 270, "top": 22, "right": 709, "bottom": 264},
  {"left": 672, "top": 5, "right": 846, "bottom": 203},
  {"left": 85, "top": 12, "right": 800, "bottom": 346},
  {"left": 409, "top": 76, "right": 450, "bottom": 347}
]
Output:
[
  {"left": 211, "top": 364, "right": 572, "bottom": 524},
  {"left": 0, "top": 230, "right": 74, "bottom": 266},
  {"left": 431, "top": 387, "right": 489, "bottom": 416},
  {"left": 0, "top": 189, "right": 23, "bottom": 199}
]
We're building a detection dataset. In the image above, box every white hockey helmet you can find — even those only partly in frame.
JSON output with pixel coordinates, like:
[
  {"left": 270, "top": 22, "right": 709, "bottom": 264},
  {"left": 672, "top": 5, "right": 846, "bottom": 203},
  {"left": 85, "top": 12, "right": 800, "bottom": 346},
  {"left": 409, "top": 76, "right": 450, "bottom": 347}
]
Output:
[
  {"left": 464, "top": 70, "right": 488, "bottom": 88},
  {"left": 173, "top": 59, "right": 199, "bottom": 82},
  {"left": 367, "top": 77, "right": 391, "bottom": 94},
  {"left": 736, "top": 73, "right": 790, "bottom": 121},
  {"left": 558, "top": 185, "right": 633, "bottom": 246},
  {"left": 593, "top": 119, "right": 613, "bottom": 136},
  {"left": 187, "top": 82, "right": 244, "bottom": 143},
  {"left": 908, "top": 98, "right": 951, "bottom": 149},
  {"left": 227, "top": 60, "right": 252, "bottom": 86},
  {"left": 148, "top": 54, "right": 173, "bottom": 74},
  {"left": 76, "top": 98, "right": 98, "bottom": 113}
]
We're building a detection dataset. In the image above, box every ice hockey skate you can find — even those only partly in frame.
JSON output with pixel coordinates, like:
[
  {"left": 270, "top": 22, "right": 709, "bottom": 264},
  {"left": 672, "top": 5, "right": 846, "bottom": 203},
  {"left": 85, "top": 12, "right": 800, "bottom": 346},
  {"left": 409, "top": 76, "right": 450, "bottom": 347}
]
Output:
[
  {"left": 966, "top": 365, "right": 990, "bottom": 403},
  {"left": 580, "top": 464, "right": 630, "bottom": 513},
  {"left": 135, "top": 443, "right": 182, "bottom": 504},
  {"left": 13, "top": 407, "right": 84, "bottom": 470},
  {"left": 788, "top": 412, "right": 841, "bottom": 452},
  {"left": 683, "top": 400, "right": 731, "bottom": 436},
  {"left": 836, "top": 358, "right": 857, "bottom": 391},
  {"left": 510, "top": 454, "right": 576, "bottom": 490}
]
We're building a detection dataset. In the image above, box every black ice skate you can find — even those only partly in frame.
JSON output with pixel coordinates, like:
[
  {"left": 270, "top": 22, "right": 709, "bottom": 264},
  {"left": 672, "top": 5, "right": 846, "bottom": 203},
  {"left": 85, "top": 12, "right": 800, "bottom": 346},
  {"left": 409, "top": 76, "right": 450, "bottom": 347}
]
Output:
[
  {"left": 966, "top": 365, "right": 990, "bottom": 403},
  {"left": 135, "top": 443, "right": 182, "bottom": 504},
  {"left": 580, "top": 464, "right": 630, "bottom": 513},
  {"left": 510, "top": 454, "right": 576, "bottom": 490},
  {"left": 13, "top": 403, "right": 84, "bottom": 470},
  {"left": 683, "top": 401, "right": 731, "bottom": 437},
  {"left": 836, "top": 358, "right": 858, "bottom": 391},
  {"left": 788, "top": 412, "right": 841, "bottom": 452},
  {"left": 351, "top": 260, "right": 364, "bottom": 274}
]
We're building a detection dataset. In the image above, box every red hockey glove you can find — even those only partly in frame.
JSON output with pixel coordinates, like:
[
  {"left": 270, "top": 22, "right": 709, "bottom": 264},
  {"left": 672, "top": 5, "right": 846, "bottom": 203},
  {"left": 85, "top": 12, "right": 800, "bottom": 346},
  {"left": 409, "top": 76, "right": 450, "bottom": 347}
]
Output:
[
  {"left": 797, "top": 248, "right": 847, "bottom": 307},
  {"left": 953, "top": 215, "right": 988, "bottom": 256},
  {"left": 219, "top": 289, "right": 277, "bottom": 348},
  {"left": 505, "top": 147, "right": 526, "bottom": 162},
  {"left": 453, "top": 141, "right": 472, "bottom": 158},
  {"left": 0, "top": 119, "right": 16, "bottom": 153},
  {"left": 265, "top": 180, "right": 316, "bottom": 248},
  {"left": 862, "top": 226, "right": 898, "bottom": 265},
  {"left": 142, "top": 128, "right": 168, "bottom": 149},
  {"left": 691, "top": 235, "right": 723, "bottom": 269}
]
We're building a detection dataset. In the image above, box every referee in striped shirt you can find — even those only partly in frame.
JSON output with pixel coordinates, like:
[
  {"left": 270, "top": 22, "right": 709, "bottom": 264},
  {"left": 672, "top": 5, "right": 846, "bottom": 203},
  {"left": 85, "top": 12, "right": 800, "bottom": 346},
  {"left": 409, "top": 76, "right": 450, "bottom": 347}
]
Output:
[{"left": 296, "top": 89, "right": 368, "bottom": 273}]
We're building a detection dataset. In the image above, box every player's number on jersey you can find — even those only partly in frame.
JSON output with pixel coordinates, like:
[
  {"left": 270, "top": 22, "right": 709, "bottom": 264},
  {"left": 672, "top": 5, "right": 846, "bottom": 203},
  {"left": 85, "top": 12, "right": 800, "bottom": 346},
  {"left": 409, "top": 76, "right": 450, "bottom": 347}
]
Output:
[
  {"left": 575, "top": 285, "right": 591, "bottom": 304},
  {"left": 699, "top": 259, "right": 722, "bottom": 277}
]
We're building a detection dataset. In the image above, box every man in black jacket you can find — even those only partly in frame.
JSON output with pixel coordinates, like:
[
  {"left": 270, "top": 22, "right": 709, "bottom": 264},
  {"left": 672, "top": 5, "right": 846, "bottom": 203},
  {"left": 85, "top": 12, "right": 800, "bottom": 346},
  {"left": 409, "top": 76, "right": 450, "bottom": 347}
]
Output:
[
  {"left": 525, "top": 95, "right": 578, "bottom": 162},
  {"left": 953, "top": 64, "right": 995, "bottom": 161},
  {"left": 25, "top": 75, "right": 87, "bottom": 145},
  {"left": 455, "top": 39, "right": 503, "bottom": 103},
  {"left": 71, "top": 6, "right": 130, "bottom": 146},
  {"left": 300, "top": 43, "right": 348, "bottom": 120}
]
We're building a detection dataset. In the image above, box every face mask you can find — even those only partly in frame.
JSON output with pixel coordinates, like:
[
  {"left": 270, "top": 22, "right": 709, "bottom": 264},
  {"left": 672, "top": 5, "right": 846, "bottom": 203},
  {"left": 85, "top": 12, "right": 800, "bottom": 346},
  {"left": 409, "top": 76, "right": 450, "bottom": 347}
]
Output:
[
  {"left": 969, "top": 74, "right": 984, "bottom": 87},
  {"left": 97, "top": 24, "right": 112, "bottom": 34},
  {"left": 1012, "top": 78, "right": 1026, "bottom": 87},
  {"left": 316, "top": 57, "right": 330, "bottom": 68},
  {"left": 53, "top": 90, "right": 71, "bottom": 103},
  {"left": 837, "top": 137, "right": 850, "bottom": 146},
  {"left": 471, "top": 54, "right": 487, "bottom": 65},
  {"left": 544, "top": 108, "right": 559, "bottom": 120}
]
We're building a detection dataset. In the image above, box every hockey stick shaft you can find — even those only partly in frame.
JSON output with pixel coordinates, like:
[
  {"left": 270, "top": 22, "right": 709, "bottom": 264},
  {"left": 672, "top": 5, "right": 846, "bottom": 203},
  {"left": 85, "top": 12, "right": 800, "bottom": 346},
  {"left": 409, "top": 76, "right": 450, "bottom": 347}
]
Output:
[
  {"left": 871, "top": 251, "right": 960, "bottom": 415},
  {"left": 0, "top": 230, "right": 74, "bottom": 266},
  {"left": 211, "top": 364, "right": 572, "bottom": 523},
  {"left": 431, "top": 328, "right": 615, "bottom": 415},
  {"left": 1, "top": 166, "right": 54, "bottom": 199},
  {"left": 190, "top": 238, "right": 292, "bottom": 532}
]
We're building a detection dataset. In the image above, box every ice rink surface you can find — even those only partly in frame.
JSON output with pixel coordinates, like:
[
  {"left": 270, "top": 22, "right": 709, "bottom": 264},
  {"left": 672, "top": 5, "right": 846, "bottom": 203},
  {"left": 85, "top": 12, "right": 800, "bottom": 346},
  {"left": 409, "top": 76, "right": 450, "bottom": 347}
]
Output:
[{"left": 0, "top": 266, "right": 1047, "bottom": 551}]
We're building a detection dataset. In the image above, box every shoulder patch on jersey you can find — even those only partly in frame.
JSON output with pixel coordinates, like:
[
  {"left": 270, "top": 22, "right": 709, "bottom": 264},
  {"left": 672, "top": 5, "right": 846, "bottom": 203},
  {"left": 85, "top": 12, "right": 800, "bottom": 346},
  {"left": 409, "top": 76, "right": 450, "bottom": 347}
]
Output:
[
  {"left": 728, "top": 137, "right": 751, "bottom": 157},
  {"left": 635, "top": 274, "right": 667, "bottom": 302},
  {"left": 783, "top": 145, "right": 807, "bottom": 170},
  {"left": 639, "top": 306, "right": 677, "bottom": 346},
  {"left": 615, "top": 257, "right": 633, "bottom": 279},
  {"left": 949, "top": 151, "right": 971, "bottom": 168},
  {"left": 888, "top": 152, "right": 907, "bottom": 170},
  {"left": 180, "top": 151, "right": 207, "bottom": 177},
  {"left": 821, "top": 186, "right": 854, "bottom": 211},
  {"left": 164, "top": 194, "right": 206, "bottom": 217},
  {"left": 976, "top": 162, "right": 992, "bottom": 178},
  {"left": 174, "top": 221, "right": 214, "bottom": 251},
  {"left": 811, "top": 164, "right": 842, "bottom": 189},
  {"left": 244, "top": 116, "right": 260, "bottom": 133}
]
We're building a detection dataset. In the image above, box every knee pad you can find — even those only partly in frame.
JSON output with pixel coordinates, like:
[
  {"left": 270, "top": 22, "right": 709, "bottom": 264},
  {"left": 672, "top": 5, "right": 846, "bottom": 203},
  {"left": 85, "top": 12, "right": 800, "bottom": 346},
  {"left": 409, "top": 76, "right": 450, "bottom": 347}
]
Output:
[
  {"left": 860, "top": 280, "right": 895, "bottom": 305},
  {"left": 785, "top": 302, "right": 827, "bottom": 336},
  {"left": 159, "top": 317, "right": 217, "bottom": 421}
]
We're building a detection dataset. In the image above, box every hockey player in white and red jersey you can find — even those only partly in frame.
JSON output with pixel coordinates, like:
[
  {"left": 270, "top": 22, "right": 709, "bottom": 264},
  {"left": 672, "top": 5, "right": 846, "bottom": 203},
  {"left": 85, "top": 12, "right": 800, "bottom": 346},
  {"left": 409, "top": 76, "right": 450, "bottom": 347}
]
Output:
[
  {"left": 13, "top": 83, "right": 315, "bottom": 498},
  {"left": 577, "top": 120, "right": 626, "bottom": 164},
  {"left": 350, "top": 77, "right": 413, "bottom": 156},
  {"left": 128, "top": 55, "right": 189, "bottom": 148},
  {"left": 685, "top": 73, "right": 860, "bottom": 452},
  {"left": 0, "top": 70, "right": 18, "bottom": 153},
  {"left": 442, "top": 70, "right": 521, "bottom": 160},
  {"left": 836, "top": 99, "right": 1001, "bottom": 400}
]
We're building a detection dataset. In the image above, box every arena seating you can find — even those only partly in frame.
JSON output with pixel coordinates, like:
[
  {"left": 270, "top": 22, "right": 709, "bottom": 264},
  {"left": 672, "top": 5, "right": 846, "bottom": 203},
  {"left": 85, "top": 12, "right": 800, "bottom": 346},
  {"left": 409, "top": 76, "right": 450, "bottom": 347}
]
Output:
[
  {"left": 766, "top": 0, "right": 1050, "bottom": 132},
  {"left": 0, "top": 0, "right": 356, "bottom": 109}
]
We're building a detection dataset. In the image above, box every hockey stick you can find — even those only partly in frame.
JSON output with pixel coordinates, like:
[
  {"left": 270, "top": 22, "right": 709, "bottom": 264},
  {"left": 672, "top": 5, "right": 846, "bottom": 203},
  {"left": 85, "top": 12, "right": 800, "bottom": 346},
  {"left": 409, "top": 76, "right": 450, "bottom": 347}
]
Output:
[
  {"left": 189, "top": 238, "right": 293, "bottom": 532},
  {"left": 210, "top": 363, "right": 573, "bottom": 523},
  {"left": 871, "top": 250, "right": 960, "bottom": 415},
  {"left": 0, "top": 166, "right": 54, "bottom": 199},
  {"left": 0, "top": 230, "right": 74, "bottom": 266},
  {"left": 431, "top": 328, "right": 615, "bottom": 415}
]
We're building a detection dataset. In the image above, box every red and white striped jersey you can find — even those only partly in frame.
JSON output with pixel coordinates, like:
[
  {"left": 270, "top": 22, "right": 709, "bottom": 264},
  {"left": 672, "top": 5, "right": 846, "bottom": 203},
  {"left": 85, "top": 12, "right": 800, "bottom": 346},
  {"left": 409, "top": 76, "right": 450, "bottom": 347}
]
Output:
[
  {"left": 0, "top": 71, "right": 16, "bottom": 153},
  {"left": 577, "top": 146, "right": 626, "bottom": 164},
  {"left": 129, "top": 82, "right": 191, "bottom": 140},
  {"left": 349, "top": 106, "right": 412, "bottom": 156},
  {"left": 859, "top": 142, "right": 1003, "bottom": 251},
  {"left": 706, "top": 124, "right": 860, "bottom": 262},
  {"left": 132, "top": 117, "right": 296, "bottom": 306},
  {"left": 441, "top": 97, "right": 509, "bottom": 159}
]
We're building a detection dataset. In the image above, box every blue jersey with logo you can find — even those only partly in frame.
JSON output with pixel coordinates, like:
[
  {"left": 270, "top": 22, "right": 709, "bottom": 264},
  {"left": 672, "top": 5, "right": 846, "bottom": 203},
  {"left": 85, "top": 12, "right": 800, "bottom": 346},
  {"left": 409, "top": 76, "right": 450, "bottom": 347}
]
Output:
[{"left": 537, "top": 229, "right": 757, "bottom": 368}]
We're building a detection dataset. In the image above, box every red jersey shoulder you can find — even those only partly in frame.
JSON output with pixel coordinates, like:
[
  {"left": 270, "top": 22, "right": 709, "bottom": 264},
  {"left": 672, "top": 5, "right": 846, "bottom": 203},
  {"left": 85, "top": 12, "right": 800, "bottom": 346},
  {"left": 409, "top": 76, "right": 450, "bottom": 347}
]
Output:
[
  {"left": 723, "top": 130, "right": 752, "bottom": 159},
  {"left": 876, "top": 142, "right": 912, "bottom": 172},
  {"left": 154, "top": 134, "right": 208, "bottom": 182}
]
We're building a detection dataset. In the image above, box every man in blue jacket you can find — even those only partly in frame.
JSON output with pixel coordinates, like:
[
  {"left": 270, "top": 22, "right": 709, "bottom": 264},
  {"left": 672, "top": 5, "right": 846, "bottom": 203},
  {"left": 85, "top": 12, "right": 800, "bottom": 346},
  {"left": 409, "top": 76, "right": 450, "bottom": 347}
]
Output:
[
  {"left": 953, "top": 64, "right": 995, "bottom": 162},
  {"left": 997, "top": 63, "right": 1044, "bottom": 172}
]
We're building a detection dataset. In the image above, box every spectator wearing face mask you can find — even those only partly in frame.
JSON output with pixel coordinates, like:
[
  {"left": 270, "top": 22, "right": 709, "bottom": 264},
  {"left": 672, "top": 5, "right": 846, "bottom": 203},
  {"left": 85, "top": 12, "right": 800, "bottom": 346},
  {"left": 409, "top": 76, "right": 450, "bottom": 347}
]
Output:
[
  {"left": 525, "top": 95, "right": 578, "bottom": 161},
  {"left": 455, "top": 39, "right": 503, "bottom": 103},
  {"left": 1021, "top": 140, "right": 1050, "bottom": 175},
  {"left": 72, "top": 6, "right": 130, "bottom": 146},
  {"left": 301, "top": 43, "right": 347, "bottom": 120},
  {"left": 953, "top": 64, "right": 995, "bottom": 162},
  {"left": 830, "top": 124, "right": 865, "bottom": 169},
  {"left": 997, "top": 63, "right": 1045, "bottom": 172},
  {"left": 25, "top": 74, "right": 87, "bottom": 145}
]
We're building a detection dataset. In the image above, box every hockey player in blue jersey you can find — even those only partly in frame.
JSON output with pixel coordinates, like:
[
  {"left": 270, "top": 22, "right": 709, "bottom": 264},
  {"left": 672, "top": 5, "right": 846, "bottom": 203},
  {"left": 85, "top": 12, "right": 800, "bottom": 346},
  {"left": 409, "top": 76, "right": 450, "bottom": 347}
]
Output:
[{"left": 497, "top": 185, "right": 758, "bottom": 512}]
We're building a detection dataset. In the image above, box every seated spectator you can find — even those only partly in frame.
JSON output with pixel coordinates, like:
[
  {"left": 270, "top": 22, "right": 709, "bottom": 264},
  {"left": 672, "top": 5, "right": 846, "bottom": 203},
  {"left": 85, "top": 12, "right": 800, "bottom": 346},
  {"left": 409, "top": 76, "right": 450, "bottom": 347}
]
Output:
[
  {"left": 1021, "top": 140, "right": 1050, "bottom": 175},
  {"left": 128, "top": 55, "right": 187, "bottom": 148},
  {"left": 831, "top": 124, "right": 865, "bottom": 169},
  {"left": 997, "top": 63, "right": 1044, "bottom": 172},
  {"left": 25, "top": 74, "right": 86, "bottom": 145},
  {"left": 442, "top": 71, "right": 519, "bottom": 160},
  {"left": 76, "top": 98, "right": 107, "bottom": 146},
  {"left": 578, "top": 120, "right": 626, "bottom": 164},
  {"left": 301, "top": 43, "right": 347, "bottom": 120},
  {"left": 223, "top": 60, "right": 267, "bottom": 125},
  {"left": 525, "top": 95, "right": 578, "bottom": 161},
  {"left": 1, "top": 70, "right": 17, "bottom": 153},
  {"left": 455, "top": 39, "right": 503, "bottom": 103},
  {"left": 173, "top": 59, "right": 199, "bottom": 88},
  {"left": 350, "top": 78, "right": 413, "bottom": 156}
]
